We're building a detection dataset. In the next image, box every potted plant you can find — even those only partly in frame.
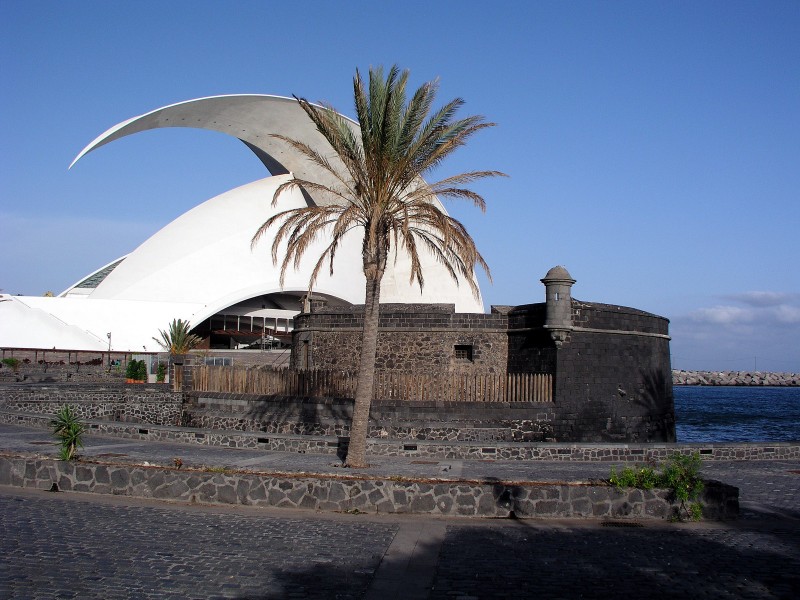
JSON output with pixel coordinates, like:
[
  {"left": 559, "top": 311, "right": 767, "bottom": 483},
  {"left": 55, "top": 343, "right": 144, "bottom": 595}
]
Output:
[
  {"left": 125, "top": 359, "right": 139, "bottom": 384},
  {"left": 135, "top": 359, "right": 148, "bottom": 383}
]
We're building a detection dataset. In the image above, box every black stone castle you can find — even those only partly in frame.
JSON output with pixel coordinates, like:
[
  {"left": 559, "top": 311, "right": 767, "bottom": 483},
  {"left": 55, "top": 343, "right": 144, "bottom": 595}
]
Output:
[{"left": 291, "top": 266, "right": 675, "bottom": 443}]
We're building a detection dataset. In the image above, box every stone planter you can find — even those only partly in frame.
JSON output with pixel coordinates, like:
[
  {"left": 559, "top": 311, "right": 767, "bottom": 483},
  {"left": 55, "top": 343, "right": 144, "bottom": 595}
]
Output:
[{"left": 0, "top": 454, "right": 739, "bottom": 521}]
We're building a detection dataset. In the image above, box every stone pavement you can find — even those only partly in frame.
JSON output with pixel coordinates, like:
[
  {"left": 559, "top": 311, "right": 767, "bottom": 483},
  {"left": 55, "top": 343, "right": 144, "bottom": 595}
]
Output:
[
  {"left": 1, "top": 423, "right": 799, "bottom": 598},
  {"left": 1, "top": 486, "right": 798, "bottom": 599}
]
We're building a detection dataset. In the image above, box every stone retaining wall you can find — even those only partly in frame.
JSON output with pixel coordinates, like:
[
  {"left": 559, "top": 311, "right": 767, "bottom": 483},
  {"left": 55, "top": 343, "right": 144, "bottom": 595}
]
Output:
[
  {"left": 0, "top": 385, "right": 182, "bottom": 426},
  {"left": 185, "top": 393, "right": 557, "bottom": 442},
  {"left": 0, "top": 454, "right": 739, "bottom": 520},
  {"left": 3, "top": 410, "right": 797, "bottom": 462},
  {"left": 0, "top": 350, "right": 138, "bottom": 384}
]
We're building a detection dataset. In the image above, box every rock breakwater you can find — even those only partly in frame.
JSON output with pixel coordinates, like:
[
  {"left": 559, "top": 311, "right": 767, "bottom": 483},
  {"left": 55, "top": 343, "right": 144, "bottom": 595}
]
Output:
[{"left": 673, "top": 370, "right": 799, "bottom": 386}]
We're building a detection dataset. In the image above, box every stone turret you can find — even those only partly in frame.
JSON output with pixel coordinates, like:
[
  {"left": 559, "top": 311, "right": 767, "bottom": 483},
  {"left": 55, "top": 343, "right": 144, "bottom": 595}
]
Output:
[
  {"left": 300, "top": 294, "right": 328, "bottom": 314},
  {"left": 541, "top": 265, "right": 575, "bottom": 347}
]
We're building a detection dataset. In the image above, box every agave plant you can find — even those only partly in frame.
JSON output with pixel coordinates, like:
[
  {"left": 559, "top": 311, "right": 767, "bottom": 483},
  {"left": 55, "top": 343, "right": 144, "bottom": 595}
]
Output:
[
  {"left": 50, "top": 405, "right": 85, "bottom": 461},
  {"left": 152, "top": 319, "right": 202, "bottom": 355}
]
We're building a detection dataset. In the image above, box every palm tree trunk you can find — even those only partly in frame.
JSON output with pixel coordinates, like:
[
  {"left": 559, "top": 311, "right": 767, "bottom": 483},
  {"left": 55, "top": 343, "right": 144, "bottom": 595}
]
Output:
[{"left": 345, "top": 272, "right": 382, "bottom": 467}]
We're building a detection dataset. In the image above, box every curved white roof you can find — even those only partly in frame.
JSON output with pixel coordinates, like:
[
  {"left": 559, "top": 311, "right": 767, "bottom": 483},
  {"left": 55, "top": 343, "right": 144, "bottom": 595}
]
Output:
[
  {"left": 1, "top": 94, "right": 485, "bottom": 352},
  {"left": 63, "top": 174, "right": 482, "bottom": 314},
  {"left": 71, "top": 94, "right": 446, "bottom": 211}
]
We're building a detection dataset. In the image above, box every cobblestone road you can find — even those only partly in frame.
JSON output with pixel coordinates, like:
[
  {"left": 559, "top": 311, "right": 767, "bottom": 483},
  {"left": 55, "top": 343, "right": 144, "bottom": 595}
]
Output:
[
  {"left": 0, "top": 489, "right": 397, "bottom": 599},
  {"left": 2, "top": 487, "right": 799, "bottom": 599}
]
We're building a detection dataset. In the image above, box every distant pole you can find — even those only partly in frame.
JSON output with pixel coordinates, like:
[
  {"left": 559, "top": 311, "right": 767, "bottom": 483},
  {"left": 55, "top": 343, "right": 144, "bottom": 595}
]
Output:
[{"left": 107, "top": 332, "right": 112, "bottom": 371}]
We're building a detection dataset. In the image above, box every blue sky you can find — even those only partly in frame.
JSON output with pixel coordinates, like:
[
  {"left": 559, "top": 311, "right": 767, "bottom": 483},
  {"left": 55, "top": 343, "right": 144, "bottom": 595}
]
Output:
[{"left": 1, "top": 1, "right": 798, "bottom": 372}]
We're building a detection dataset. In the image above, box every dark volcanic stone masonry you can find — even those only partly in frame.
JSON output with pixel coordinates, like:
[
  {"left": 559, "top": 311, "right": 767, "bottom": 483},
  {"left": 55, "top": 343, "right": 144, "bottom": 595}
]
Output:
[
  {"left": 0, "top": 454, "right": 739, "bottom": 520},
  {"left": 0, "top": 385, "right": 182, "bottom": 426},
  {"left": 293, "top": 298, "right": 675, "bottom": 443}
]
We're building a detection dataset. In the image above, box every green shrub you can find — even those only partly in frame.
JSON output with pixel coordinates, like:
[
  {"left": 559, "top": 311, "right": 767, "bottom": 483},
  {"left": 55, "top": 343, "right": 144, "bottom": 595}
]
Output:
[
  {"left": 609, "top": 452, "right": 705, "bottom": 521},
  {"left": 50, "top": 405, "right": 85, "bottom": 461},
  {"left": 1, "top": 357, "right": 20, "bottom": 371},
  {"left": 136, "top": 360, "right": 148, "bottom": 382},
  {"left": 609, "top": 465, "right": 637, "bottom": 488},
  {"left": 609, "top": 465, "right": 660, "bottom": 490},
  {"left": 125, "top": 359, "right": 139, "bottom": 379},
  {"left": 125, "top": 359, "right": 148, "bottom": 381},
  {"left": 156, "top": 362, "right": 167, "bottom": 383},
  {"left": 662, "top": 452, "right": 705, "bottom": 520}
]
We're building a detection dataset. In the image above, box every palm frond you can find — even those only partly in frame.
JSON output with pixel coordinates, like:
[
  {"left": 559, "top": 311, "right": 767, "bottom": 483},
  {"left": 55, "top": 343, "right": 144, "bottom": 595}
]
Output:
[
  {"left": 152, "top": 319, "right": 202, "bottom": 354},
  {"left": 253, "top": 64, "right": 504, "bottom": 300}
]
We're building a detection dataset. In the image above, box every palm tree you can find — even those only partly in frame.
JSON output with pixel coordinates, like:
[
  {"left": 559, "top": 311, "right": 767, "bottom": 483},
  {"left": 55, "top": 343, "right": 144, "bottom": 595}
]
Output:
[
  {"left": 252, "top": 65, "right": 504, "bottom": 467},
  {"left": 152, "top": 318, "right": 202, "bottom": 355}
]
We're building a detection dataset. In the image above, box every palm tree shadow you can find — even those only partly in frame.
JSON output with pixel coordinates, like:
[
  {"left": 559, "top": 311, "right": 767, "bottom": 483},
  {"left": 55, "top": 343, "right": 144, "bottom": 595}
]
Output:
[
  {"left": 230, "top": 514, "right": 800, "bottom": 599},
  {"left": 633, "top": 366, "right": 677, "bottom": 442},
  {"left": 430, "top": 519, "right": 800, "bottom": 599},
  {"left": 244, "top": 393, "right": 352, "bottom": 460}
]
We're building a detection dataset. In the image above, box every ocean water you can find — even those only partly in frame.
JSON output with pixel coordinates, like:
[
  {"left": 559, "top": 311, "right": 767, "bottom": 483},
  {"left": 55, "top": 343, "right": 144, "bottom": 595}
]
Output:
[{"left": 674, "top": 386, "right": 800, "bottom": 443}]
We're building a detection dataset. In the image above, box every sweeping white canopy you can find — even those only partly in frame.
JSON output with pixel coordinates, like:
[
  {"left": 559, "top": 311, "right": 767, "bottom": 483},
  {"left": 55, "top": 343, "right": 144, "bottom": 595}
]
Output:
[{"left": 0, "top": 95, "right": 485, "bottom": 352}]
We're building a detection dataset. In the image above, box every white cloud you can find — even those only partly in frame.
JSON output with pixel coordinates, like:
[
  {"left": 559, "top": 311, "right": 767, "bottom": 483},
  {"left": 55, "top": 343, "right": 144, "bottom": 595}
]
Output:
[
  {"left": 689, "top": 305, "right": 754, "bottom": 325},
  {"left": 687, "top": 292, "right": 800, "bottom": 328},
  {"left": 723, "top": 291, "right": 796, "bottom": 307},
  {"left": 671, "top": 290, "right": 800, "bottom": 371},
  {"left": 773, "top": 304, "right": 800, "bottom": 324}
]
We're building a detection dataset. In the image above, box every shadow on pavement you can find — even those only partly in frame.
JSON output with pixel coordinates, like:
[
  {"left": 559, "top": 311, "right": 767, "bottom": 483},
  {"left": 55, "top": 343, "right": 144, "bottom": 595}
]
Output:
[
  {"left": 232, "top": 515, "right": 800, "bottom": 599},
  {"left": 425, "top": 519, "right": 800, "bottom": 599},
  {"left": 236, "top": 563, "right": 376, "bottom": 600}
]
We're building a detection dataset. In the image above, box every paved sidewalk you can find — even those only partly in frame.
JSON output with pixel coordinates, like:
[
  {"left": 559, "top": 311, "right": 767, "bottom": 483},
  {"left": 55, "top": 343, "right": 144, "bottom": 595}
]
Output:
[
  {"left": 2, "top": 423, "right": 799, "bottom": 598},
  {"left": 1, "top": 423, "right": 798, "bottom": 519},
  {"left": 2, "top": 484, "right": 799, "bottom": 599}
]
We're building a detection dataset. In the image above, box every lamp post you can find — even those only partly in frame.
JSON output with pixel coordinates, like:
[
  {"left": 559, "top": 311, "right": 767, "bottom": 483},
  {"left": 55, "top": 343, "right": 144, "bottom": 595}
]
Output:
[{"left": 106, "top": 332, "right": 112, "bottom": 371}]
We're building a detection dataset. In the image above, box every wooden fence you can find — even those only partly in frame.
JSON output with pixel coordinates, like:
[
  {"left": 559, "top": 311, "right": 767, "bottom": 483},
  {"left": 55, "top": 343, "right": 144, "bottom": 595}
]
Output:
[{"left": 192, "top": 366, "right": 553, "bottom": 403}]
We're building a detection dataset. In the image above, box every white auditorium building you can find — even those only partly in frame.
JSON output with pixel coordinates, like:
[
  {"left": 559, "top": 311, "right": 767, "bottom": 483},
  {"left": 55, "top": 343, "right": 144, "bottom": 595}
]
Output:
[{"left": 0, "top": 95, "right": 484, "bottom": 354}]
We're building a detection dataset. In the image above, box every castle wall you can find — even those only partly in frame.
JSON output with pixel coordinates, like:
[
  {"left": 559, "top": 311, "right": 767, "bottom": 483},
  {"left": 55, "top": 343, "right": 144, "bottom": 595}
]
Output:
[
  {"left": 293, "top": 304, "right": 508, "bottom": 374},
  {"left": 552, "top": 302, "right": 674, "bottom": 442},
  {"left": 289, "top": 271, "right": 676, "bottom": 444},
  {"left": 501, "top": 300, "right": 674, "bottom": 442},
  {"left": 506, "top": 304, "right": 557, "bottom": 373}
]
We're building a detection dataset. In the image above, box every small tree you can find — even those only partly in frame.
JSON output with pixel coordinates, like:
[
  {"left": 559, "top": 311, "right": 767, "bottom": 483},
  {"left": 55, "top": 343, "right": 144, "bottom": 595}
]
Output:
[
  {"left": 152, "top": 319, "right": 202, "bottom": 355},
  {"left": 1, "top": 357, "right": 20, "bottom": 372},
  {"left": 136, "top": 360, "right": 148, "bottom": 382},
  {"left": 125, "top": 359, "right": 140, "bottom": 380}
]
